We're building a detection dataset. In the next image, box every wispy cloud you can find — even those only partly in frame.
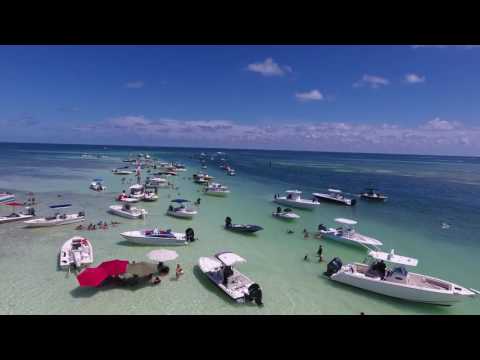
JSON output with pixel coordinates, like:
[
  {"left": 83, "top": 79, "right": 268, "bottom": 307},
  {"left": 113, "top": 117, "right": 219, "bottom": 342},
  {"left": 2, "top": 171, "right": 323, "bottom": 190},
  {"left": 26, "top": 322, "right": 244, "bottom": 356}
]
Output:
[
  {"left": 295, "top": 89, "right": 324, "bottom": 102},
  {"left": 246, "top": 58, "right": 292, "bottom": 77},
  {"left": 73, "top": 115, "right": 480, "bottom": 154},
  {"left": 404, "top": 73, "right": 426, "bottom": 84},
  {"left": 353, "top": 74, "right": 389, "bottom": 89},
  {"left": 125, "top": 81, "right": 145, "bottom": 89}
]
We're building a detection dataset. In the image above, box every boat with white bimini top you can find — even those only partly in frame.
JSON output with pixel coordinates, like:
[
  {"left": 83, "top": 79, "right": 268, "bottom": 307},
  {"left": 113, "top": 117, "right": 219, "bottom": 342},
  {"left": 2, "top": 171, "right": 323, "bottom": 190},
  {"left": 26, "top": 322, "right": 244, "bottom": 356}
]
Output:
[
  {"left": 120, "top": 227, "right": 195, "bottom": 246},
  {"left": 166, "top": 199, "right": 198, "bottom": 219},
  {"left": 316, "top": 218, "right": 383, "bottom": 248},
  {"left": 109, "top": 204, "right": 147, "bottom": 219},
  {"left": 312, "top": 189, "right": 356, "bottom": 206},
  {"left": 360, "top": 188, "right": 388, "bottom": 202},
  {"left": 89, "top": 179, "right": 107, "bottom": 192},
  {"left": 204, "top": 183, "right": 230, "bottom": 197},
  {"left": 274, "top": 190, "right": 320, "bottom": 210},
  {"left": 129, "top": 184, "right": 145, "bottom": 199},
  {"left": 272, "top": 207, "right": 300, "bottom": 220},
  {"left": 324, "top": 250, "right": 479, "bottom": 306},
  {"left": 24, "top": 204, "right": 85, "bottom": 228},
  {"left": 0, "top": 204, "right": 36, "bottom": 224},
  {"left": 59, "top": 236, "right": 93, "bottom": 270},
  {"left": 198, "top": 252, "right": 263, "bottom": 306}
]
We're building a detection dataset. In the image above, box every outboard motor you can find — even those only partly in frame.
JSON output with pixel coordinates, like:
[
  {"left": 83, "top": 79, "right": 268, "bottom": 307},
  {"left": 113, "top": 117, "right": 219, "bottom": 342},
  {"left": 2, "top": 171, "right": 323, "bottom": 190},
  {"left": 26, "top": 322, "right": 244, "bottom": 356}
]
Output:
[
  {"left": 225, "top": 216, "right": 232, "bottom": 228},
  {"left": 324, "top": 257, "right": 343, "bottom": 277},
  {"left": 246, "top": 283, "right": 263, "bottom": 306},
  {"left": 185, "top": 228, "right": 195, "bottom": 242}
]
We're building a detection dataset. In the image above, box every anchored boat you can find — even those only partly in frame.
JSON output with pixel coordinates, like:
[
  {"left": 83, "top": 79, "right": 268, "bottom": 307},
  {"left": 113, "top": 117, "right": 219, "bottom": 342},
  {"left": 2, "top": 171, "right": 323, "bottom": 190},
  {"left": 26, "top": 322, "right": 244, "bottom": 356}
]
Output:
[
  {"left": 120, "top": 227, "right": 195, "bottom": 246},
  {"left": 109, "top": 204, "right": 147, "bottom": 219},
  {"left": 312, "top": 189, "right": 356, "bottom": 206},
  {"left": 324, "top": 250, "right": 478, "bottom": 306},
  {"left": 274, "top": 190, "right": 320, "bottom": 210},
  {"left": 24, "top": 204, "right": 85, "bottom": 228},
  {"left": 59, "top": 236, "right": 93, "bottom": 270},
  {"left": 166, "top": 199, "right": 198, "bottom": 219},
  {"left": 316, "top": 218, "right": 383, "bottom": 248},
  {"left": 198, "top": 252, "right": 263, "bottom": 305}
]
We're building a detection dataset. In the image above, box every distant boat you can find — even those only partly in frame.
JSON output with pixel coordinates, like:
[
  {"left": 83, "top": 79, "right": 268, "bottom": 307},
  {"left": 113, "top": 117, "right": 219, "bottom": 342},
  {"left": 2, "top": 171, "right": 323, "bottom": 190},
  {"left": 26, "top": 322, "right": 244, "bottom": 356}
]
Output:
[
  {"left": 316, "top": 218, "right": 383, "bottom": 248},
  {"left": 59, "top": 236, "right": 93, "bottom": 270},
  {"left": 360, "top": 188, "right": 388, "bottom": 202},
  {"left": 274, "top": 190, "right": 319, "bottom": 210},
  {"left": 312, "top": 189, "right": 356, "bottom": 206},
  {"left": 120, "top": 227, "right": 195, "bottom": 246}
]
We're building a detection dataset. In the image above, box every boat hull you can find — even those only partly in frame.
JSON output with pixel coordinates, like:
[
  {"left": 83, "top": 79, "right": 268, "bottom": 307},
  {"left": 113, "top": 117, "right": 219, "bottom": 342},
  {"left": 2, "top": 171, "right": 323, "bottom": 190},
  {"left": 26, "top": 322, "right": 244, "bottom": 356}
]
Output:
[
  {"left": 204, "top": 191, "right": 229, "bottom": 197},
  {"left": 319, "top": 231, "right": 383, "bottom": 248},
  {"left": 274, "top": 198, "right": 318, "bottom": 210},
  {"left": 331, "top": 269, "right": 471, "bottom": 306},
  {"left": 121, "top": 231, "right": 188, "bottom": 246},
  {"left": 109, "top": 206, "right": 146, "bottom": 219},
  {"left": 24, "top": 215, "right": 85, "bottom": 228},
  {"left": 166, "top": 210, "right": 196, "bottom": 219},
  {"left": 0, "top": 214, "right": 34, "bottom": 224},
  {"left": 312, "top": 193, "right": 356, "bottom": 206}
]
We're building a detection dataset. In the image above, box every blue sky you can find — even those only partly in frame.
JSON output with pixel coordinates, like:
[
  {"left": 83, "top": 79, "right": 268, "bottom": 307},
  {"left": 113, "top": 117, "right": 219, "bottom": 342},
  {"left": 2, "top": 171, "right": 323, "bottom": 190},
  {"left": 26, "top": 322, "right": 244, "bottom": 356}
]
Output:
[{"left": 1, "top": 45, "right": 479, "bottom": 155}]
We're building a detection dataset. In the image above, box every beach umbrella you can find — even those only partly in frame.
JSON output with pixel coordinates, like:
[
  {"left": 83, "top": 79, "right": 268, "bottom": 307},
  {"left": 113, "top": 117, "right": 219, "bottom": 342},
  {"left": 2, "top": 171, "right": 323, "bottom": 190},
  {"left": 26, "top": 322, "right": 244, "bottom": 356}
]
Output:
[
  {"left": 126, "top": 262, "right": 158, "bottom": 277},
  {"left": 97, "top": 259, "right": 129, "bottom": 276},
  {"left": 147, "top": 249, "right": 178, "bottom": 262},
  {"left": 77, "top": 267, "right": 109, "bottom": 287}
]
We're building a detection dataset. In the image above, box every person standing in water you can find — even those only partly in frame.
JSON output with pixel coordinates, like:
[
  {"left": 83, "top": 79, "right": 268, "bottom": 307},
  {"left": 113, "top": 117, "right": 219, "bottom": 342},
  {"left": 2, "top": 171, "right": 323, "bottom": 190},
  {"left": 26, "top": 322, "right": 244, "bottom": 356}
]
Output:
[{"left": 317, "top": 245, "right": 323, "bottom": 262}]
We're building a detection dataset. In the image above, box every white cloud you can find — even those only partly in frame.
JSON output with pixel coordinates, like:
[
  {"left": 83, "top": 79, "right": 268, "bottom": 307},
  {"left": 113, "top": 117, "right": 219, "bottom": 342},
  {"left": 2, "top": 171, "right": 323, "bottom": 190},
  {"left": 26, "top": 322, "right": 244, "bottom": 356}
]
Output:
[
  {"left": 246, "top": 58, "right": 292, "bottom": 77},
  {"left": 295, "top": 89, "right": 324, "bottom": 102},
  {"left": 125, "top": 81, "right": 145, "bottom": 89},
  {"left": 404, "top": 73, "right": 426, "bottom": 84},
  {"left": 353, "top": 74, "right": 389, "bottom": 89},
  {"left": 73, "top": 115, "right": 480, "bottom": 154},
  {"left": 421, "top": 117, "right": 462, "bottom": 131}
]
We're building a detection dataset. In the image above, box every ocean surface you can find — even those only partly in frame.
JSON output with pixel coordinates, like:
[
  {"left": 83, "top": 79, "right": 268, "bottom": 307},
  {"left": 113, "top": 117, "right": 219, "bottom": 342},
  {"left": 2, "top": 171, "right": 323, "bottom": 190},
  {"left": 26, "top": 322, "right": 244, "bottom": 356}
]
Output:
[{"left": 0, "top": 142, "right": 479, "bottom": 315}]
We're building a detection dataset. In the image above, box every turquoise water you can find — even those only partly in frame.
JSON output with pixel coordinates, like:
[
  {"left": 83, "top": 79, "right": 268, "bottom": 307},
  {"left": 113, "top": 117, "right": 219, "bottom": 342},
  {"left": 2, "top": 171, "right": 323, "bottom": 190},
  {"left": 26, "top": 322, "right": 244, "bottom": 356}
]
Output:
[{"left": 0, "top": 143, "right": 479, "bottom": 314}]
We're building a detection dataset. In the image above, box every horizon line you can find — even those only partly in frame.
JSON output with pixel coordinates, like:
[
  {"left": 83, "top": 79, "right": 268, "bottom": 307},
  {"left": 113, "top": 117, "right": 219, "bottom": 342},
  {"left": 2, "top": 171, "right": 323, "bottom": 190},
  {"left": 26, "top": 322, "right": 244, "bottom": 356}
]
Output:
[{"left": 0, "top": 140, "right": 477, "bottom": 158}]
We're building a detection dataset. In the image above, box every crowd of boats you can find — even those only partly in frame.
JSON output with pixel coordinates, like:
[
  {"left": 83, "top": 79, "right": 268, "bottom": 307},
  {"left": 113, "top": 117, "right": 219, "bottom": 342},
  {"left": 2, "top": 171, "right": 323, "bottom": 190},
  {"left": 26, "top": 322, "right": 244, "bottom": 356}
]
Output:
[{"left": 1, "top": 151, "right": 478, "bottom": 309}]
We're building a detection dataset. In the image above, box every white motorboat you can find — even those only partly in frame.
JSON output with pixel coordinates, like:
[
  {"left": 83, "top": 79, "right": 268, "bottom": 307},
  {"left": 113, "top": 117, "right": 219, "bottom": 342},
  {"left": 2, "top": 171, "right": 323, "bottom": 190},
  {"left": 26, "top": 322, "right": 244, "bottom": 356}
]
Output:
[
  {"left": 227, "top": 168, "right": 236, "bottom": 176},
  {"left": 316, "top": 218, "right": 383, "bottom": 248},
  {"left": 204, "top": 182, "right": 230, "bottom": 196},
  {"left": 89, "top": 179, "right": 107, "bottom": 191},
  {"left": 312, "top": 189, "right": 356, "bottom": 206},
  {"left": 129, "top": 184, "right": 145, "bottom": 199},
  {"left": 0, "top": 193, "right": 15, "bottom": 204},
  {"left": 120, "top": 227, "right": 195, "bottom": 246},
  {"left": 59, "top": 236, "right": 93, "bottom": 269},
  {"left": 173, "top": 163, "right": 187, "bottom": 171},
  {"left": 25, "top": 211, "right": 86, "bottom": 228},
  {"left": 274, "top": 190, "right": 320, "bottom": 210},
  {"left": 198, "top": 252, "right": 263, "bottom": 305},
  {"left": 360, "top": 188, "right": 388, "bottom": 202},
  {"left": 112, "top": 167, "right": 133, "bottom": 175},
  {"left": 166, "top": 199, "right": 197, "bottom": 219},
  {"left": 109, "top": 204, "right": 147, "bottom": 219},
  {"left": 324, "top": 250, "right": 479, "bottom": 306},
  {"left": 0, "top": 206, "right": 36, "bottom": 224},
  {"left": 116, "top": 193, "right": 140, "bottom": 203},
  {"left": 146, "top": 177, "right": 168, "bottom": 187},
  {"left": 142, "top": 191, "right": 159, "bottom": 202},
  {"left": 272, "top": 207, "right": 300, "bottom": 220}
]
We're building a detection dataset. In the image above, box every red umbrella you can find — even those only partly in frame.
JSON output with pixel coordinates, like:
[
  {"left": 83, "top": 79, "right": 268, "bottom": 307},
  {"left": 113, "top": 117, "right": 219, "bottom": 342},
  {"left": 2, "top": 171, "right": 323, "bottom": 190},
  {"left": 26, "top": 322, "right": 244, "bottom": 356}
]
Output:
[
  {"left": 77, "top": 267, "right": 110, "bottom": 287},
  {"left": 97, "top": 260, "right": 129, "bottom": 276}
]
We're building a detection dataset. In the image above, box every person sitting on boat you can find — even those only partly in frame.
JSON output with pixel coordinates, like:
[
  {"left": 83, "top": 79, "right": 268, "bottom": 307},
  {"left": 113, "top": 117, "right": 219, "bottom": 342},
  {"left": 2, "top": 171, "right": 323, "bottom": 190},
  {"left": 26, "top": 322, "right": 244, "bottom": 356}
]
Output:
[
  {"left": 276, "top": 207, "right": 282, "bottom": 213},
  {"left": 274, "top": 194, "right": 277, "bottom": 200},
  {"left": 60, "top": 213, "right": 67, "bottom": 219},
  {"left": 222, "top": 266, "right": 233, "bottom": 287},
  {"left": 378, "top": 260, "right": 387, "bottom": 279},
  {"left": 287, "top": 194, "right": 292, "bottom": 200},
  {"left": 318, "top": 224, "right": 327, "bottom": 231},
  {"left": 153, "top": 228, "right": 159, "bottom": 235}
]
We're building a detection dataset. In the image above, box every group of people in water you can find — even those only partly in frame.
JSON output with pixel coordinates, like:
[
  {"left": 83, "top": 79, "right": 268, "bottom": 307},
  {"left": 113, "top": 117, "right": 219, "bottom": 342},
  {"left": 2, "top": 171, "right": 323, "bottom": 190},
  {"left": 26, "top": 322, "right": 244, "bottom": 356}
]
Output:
[{"left": 75, "top": 221, "right": 121, "bottom": 231}]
